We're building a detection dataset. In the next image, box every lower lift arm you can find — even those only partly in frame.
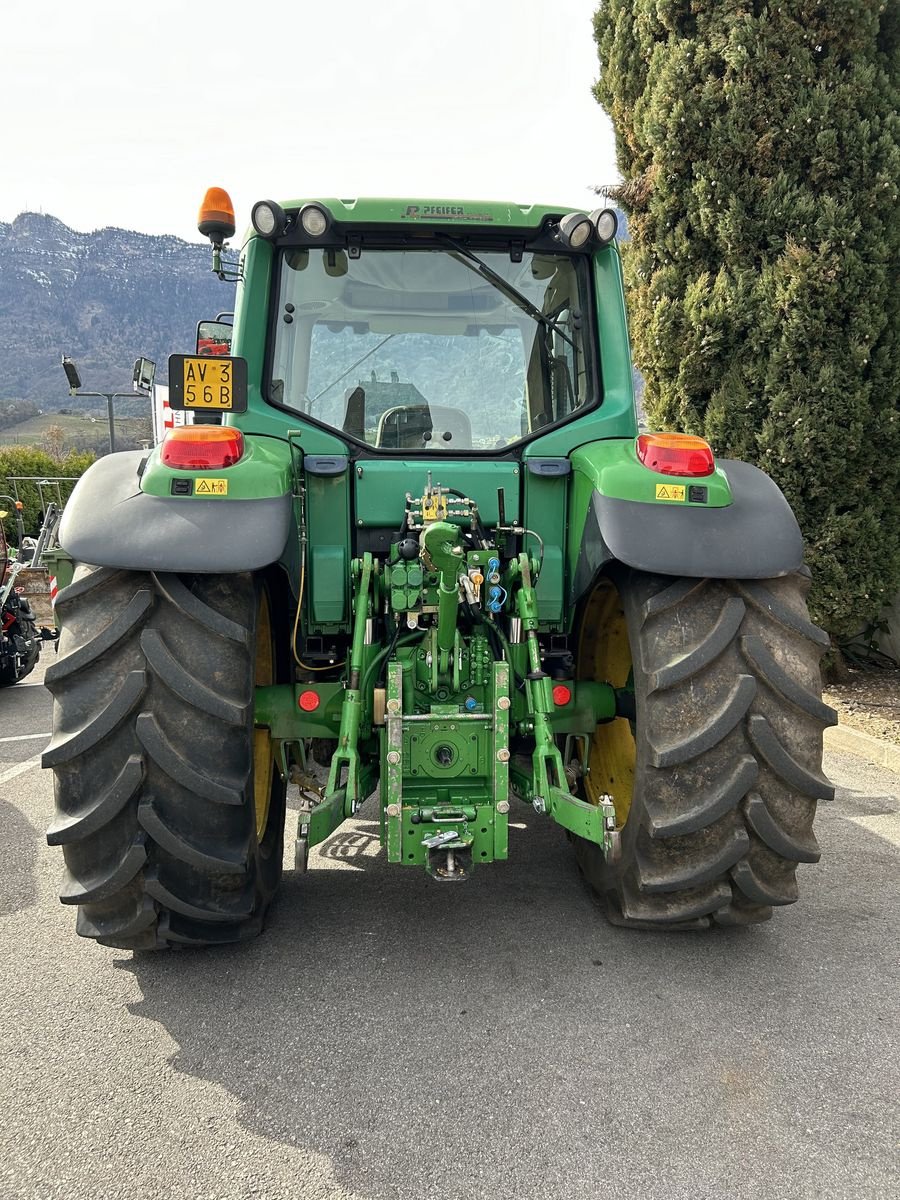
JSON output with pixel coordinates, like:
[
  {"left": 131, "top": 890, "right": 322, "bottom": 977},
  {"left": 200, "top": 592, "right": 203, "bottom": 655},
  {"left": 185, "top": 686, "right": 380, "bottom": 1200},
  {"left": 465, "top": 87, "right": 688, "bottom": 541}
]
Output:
[
  {"left": 510, "top": 553, "right": 616, "bottom": 849},
  {"left": 311, "top": 552, "right": 380, "bottom": 840}
]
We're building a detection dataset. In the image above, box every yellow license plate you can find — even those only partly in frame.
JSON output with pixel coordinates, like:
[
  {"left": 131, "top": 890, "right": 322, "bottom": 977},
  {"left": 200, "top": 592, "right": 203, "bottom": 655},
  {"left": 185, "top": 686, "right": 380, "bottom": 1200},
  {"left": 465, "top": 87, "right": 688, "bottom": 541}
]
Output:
[
  {"left": 167, "top": 354, "right": 248, "bottom": 412},
  {"left": 183, "top": 357, "right": 235, "bottom": 409}
]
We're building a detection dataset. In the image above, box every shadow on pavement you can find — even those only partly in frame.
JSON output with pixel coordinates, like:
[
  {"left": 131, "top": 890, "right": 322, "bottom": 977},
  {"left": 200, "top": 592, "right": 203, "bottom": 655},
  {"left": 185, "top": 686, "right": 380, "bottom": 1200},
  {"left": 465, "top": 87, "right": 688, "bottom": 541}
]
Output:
[
  {"left": 0, "top": 799, "right": 39, "bottom": 918},
  {"left": 121, "top": 798, "right": 898, "bottom": 1200}
]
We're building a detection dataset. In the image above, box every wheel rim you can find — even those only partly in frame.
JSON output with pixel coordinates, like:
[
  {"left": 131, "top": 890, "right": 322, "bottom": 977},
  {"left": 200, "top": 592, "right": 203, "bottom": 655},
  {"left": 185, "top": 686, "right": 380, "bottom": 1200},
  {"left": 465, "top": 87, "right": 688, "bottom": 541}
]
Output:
[
  {"left": 253, "top": 589, "right": 275, "bottom": 842},
  {"left": 577, "top": 578, "right": 635, "bottom": 829}
]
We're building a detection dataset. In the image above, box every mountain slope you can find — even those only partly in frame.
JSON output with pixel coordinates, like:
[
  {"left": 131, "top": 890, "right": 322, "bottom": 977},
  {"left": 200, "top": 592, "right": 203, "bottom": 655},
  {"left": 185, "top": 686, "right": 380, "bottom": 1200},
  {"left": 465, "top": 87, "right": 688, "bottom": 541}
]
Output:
[{"left": 0, "top": 213, "right": 235, "bottom": 402}]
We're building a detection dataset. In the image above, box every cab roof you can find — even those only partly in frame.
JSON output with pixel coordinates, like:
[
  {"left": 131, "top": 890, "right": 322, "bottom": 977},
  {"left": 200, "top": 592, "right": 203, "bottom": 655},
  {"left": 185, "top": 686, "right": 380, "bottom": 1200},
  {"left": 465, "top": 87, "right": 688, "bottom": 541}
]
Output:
[{"left": 275, "top": 197, "right": 572, "bottom": 229}]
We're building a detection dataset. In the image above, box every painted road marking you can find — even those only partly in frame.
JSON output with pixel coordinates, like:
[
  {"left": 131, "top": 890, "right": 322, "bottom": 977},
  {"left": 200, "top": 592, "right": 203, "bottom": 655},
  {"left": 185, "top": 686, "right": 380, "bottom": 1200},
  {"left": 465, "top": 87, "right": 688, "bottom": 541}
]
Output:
[
  {"left": 0, "top": 733, "right": 51, "bottom": 743},
  {"left": 0, "top": 755, "right": 43, "bottom": 785}
]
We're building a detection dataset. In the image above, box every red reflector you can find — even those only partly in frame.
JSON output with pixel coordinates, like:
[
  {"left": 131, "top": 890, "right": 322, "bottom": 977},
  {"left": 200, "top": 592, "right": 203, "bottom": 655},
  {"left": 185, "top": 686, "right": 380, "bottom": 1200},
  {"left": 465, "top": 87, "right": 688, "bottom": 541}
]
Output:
[
  {"left": 161, "top": 427, "right": 244, "bottom": 469},
  {"left": 552, "top": 684, "right": 572, "bottom": 707},
  {"left": 298, "top": 690, "right": 320, "bottom": 712},
  {"left": 636, "top": 432, "right": 715, "bottom": 478}
]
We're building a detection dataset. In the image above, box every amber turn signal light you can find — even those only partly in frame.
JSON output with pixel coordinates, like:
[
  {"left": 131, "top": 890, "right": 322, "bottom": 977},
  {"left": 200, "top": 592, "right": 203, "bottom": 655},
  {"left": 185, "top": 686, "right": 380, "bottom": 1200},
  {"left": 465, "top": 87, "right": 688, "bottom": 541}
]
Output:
[
  {"left": 198, "top": 187, "right": 236, "bottom": 246},
  {"left": 636, "top": 432, "right": 715, "bottom": 478}
]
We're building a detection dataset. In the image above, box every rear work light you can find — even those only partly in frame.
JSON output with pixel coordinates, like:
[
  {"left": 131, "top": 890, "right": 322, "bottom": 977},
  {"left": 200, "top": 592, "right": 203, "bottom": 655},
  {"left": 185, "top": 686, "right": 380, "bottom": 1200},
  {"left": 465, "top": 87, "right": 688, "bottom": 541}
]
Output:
[
  {"left": 161, "top": 427, "right": 244, "bottom": 470},
  {"left": 636, "top": 432, "right": 715, "bottom": 478}
]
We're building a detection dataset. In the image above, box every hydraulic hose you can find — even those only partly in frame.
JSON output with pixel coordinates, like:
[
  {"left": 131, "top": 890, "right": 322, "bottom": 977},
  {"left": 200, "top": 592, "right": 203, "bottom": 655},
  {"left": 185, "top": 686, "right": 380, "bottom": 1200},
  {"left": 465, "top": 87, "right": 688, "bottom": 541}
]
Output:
[{"left": 359, "top": 630, "right": 424, "bottom": 700}]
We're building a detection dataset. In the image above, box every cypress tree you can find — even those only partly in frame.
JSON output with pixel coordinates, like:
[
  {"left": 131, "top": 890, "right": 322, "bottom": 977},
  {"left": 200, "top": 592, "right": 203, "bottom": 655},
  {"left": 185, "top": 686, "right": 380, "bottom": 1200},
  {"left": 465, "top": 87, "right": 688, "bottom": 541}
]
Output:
[{"left": 593, "top": 1, "right": 900, "bottom": 635}]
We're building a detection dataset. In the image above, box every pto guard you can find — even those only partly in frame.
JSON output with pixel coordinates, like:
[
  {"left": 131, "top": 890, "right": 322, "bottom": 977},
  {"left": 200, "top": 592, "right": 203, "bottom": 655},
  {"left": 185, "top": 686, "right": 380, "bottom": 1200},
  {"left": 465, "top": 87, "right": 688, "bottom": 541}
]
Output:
[{"left": 59, "top": 447, "right": 292, "bottom": 573}]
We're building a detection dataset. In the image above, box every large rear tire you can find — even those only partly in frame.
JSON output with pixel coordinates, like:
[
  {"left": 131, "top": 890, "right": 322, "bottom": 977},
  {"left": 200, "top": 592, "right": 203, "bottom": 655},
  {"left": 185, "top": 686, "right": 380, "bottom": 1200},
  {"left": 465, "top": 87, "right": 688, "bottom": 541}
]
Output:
[
  {"left": 43, "top": 566, "right": 286, "bottom": 949},
  {"left": 574, "top": 567, "right": 836, "bottom": 928}
]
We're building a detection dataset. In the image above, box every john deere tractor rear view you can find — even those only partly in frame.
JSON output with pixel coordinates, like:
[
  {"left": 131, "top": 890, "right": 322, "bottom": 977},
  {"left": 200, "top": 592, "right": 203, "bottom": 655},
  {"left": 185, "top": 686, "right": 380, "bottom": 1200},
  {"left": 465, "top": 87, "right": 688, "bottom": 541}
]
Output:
[{"left": 42, "top": 190, "right": 835, "bottom": 948}]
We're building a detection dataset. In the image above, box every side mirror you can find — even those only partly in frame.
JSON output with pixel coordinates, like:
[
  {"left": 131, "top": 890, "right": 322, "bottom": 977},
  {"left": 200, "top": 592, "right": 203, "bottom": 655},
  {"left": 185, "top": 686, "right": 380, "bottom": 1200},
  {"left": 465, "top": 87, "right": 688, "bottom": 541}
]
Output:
[{"left": 196, "top": 319, "right": 233, "bottom": 356}]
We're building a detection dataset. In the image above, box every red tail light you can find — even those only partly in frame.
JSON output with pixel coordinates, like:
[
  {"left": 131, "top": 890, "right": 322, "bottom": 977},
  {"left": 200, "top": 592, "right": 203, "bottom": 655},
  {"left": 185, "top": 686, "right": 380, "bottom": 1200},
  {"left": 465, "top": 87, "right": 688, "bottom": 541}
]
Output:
[
  {"left": 636, "top": 432, "right": 715, "bottom": 477},
  {"left": 161, "top": 427, "right": 244, "bottom": 469},
  {"left": 552, "top": 684, "right": 572, "bottom": 707},
  {"left": 298, "top": 690, "right": 320, "bottom": 712}
]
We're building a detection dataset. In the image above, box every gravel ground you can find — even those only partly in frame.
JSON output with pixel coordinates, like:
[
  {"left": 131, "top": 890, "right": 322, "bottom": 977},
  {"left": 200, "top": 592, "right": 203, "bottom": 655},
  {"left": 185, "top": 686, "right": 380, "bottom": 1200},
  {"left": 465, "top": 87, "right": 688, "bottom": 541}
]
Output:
[{"left": 824, "top": 668, "right": 900, "bottom": 747}]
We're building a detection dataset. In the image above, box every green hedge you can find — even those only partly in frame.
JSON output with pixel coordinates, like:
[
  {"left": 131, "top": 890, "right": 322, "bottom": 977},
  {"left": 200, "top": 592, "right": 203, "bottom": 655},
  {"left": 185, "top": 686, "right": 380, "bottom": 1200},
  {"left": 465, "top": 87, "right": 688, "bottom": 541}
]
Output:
[
  {"left": 593, "top": 1, "right": 900, "bottom": 634},
  {"left": 0, "top": 447, "right": 95, "bottom": 544}
]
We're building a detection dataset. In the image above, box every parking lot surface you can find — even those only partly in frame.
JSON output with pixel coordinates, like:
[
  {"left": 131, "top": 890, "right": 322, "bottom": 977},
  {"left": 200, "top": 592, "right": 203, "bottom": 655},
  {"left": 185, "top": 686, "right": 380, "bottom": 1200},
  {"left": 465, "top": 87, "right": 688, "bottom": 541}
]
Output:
[{"left": 2, "top": 659, "right": 897, "bottom": 1200}]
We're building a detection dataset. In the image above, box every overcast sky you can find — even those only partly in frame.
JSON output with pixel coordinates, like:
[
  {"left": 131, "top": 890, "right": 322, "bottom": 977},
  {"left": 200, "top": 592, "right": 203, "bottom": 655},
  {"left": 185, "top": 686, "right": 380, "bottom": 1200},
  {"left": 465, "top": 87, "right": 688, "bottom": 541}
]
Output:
[{"left": 0, "top": 0, "right": 619, "bottom": 244}]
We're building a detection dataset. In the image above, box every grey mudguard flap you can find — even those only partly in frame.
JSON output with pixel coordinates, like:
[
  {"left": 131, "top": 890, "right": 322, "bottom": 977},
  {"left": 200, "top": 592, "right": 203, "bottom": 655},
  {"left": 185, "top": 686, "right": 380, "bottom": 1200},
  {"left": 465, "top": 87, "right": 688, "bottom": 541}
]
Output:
[
  {"left": 59, "top": 451, "right": 292, "bottom": 572},
  {"left": 574, "top": 458, "right": 804, "bottom": 597}
]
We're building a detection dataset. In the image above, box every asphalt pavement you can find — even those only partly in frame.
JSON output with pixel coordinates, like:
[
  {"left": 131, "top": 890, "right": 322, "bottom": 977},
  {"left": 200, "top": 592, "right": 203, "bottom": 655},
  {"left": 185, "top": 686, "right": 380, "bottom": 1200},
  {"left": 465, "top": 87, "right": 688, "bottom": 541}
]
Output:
[{"left": 1, "top": 657, "right": 897, "bottom": 1200}]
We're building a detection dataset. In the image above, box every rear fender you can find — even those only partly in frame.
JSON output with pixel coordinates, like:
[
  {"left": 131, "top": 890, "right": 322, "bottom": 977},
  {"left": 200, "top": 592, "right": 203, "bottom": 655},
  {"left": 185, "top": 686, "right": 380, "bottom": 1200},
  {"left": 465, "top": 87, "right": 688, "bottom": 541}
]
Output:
[
  {"left": 569, "top": 440, "right": 804, "bottom": 603},
  {"left": 59, "top": 441, "right": 293, "bottom": 574}
]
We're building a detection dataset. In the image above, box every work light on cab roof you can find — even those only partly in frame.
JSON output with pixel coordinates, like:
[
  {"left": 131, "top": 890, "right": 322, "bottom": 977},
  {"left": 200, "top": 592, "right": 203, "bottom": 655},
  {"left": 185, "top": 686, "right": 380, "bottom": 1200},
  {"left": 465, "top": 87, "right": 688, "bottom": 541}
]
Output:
[
  {"left": 298, "top": 203, "right": 330, "bottom": 237},
  {"left": 557, "top": 211, "right": 593, "bottom": 249},
  {"left": 251, "top": 199, "right": 288, "bottom": 239},
  {"left": 590, "top": 207, "right": 618, "bottom": 245}
]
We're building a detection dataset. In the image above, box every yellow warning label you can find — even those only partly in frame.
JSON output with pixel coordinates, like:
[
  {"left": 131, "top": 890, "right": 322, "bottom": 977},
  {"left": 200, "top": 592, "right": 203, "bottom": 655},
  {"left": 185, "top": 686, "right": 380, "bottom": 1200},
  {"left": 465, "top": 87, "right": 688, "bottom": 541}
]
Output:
[
  {"left": 195, "top": 478, "right": 228, "bottom": 496},
  {"left": 421, "top": 494, "right": 448, "bottom": 522},
  {"left": 655, "top": 484, "right": 686, "bottom": 502}
]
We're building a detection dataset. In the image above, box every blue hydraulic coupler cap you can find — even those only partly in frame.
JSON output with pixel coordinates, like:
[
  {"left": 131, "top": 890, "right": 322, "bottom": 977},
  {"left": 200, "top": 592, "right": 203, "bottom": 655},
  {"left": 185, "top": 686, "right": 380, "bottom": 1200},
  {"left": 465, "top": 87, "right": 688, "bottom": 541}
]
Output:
[{"left": 464, "top": 696, "right": 478, "bottom": 711}]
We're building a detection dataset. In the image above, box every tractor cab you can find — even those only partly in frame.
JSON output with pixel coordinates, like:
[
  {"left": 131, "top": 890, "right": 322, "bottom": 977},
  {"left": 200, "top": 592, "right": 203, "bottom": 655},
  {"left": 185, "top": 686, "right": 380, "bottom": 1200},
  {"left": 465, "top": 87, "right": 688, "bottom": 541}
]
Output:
[{"left": 266, "top": 238, "right": 593, "bottom": 451}]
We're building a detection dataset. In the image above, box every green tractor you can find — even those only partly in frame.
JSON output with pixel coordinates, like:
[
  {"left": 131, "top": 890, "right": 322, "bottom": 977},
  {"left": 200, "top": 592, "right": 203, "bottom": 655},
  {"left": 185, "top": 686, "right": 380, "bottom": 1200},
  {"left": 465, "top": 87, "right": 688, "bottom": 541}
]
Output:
[{"left": 42, "top": 190, "right": 835, "bottom": 948}]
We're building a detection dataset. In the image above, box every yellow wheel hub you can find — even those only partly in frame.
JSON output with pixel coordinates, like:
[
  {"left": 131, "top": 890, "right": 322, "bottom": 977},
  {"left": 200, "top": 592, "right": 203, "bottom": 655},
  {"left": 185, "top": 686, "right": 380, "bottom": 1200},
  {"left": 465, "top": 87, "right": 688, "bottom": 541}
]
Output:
[
  {"left": 577, "top": 579, "right": 635, "bottom": 829},
  {"left": 253, "top": 590, "right": 275, "bottom": 842}
]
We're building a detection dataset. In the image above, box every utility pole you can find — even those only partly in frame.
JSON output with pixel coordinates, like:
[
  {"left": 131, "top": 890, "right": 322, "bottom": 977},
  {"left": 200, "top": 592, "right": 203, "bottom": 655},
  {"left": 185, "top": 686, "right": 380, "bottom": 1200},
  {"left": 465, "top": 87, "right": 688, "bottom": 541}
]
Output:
[{"left": 61, "top": 356, "right": 156, "bottom": 454}]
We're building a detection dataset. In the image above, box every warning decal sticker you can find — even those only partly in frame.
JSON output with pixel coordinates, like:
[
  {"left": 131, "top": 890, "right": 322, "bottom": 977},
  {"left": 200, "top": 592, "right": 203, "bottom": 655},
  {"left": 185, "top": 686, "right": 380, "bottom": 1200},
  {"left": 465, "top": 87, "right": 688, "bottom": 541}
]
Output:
[
  {"left": 655, "top": 484, "right": 686, "bottom": 502},
  {"left": 195, "top": 478, "right": 228, "bottom": 496}
]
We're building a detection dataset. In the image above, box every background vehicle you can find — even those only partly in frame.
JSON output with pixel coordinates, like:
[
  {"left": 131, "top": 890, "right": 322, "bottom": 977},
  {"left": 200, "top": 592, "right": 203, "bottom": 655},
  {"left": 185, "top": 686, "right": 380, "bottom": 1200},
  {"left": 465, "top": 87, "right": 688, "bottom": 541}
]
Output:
[
  {"left": 0, "top": 498, "right": 41, "bottom": 686},
  {"left": 42, "top": 191, "right": 835, "bottom": 949}
]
